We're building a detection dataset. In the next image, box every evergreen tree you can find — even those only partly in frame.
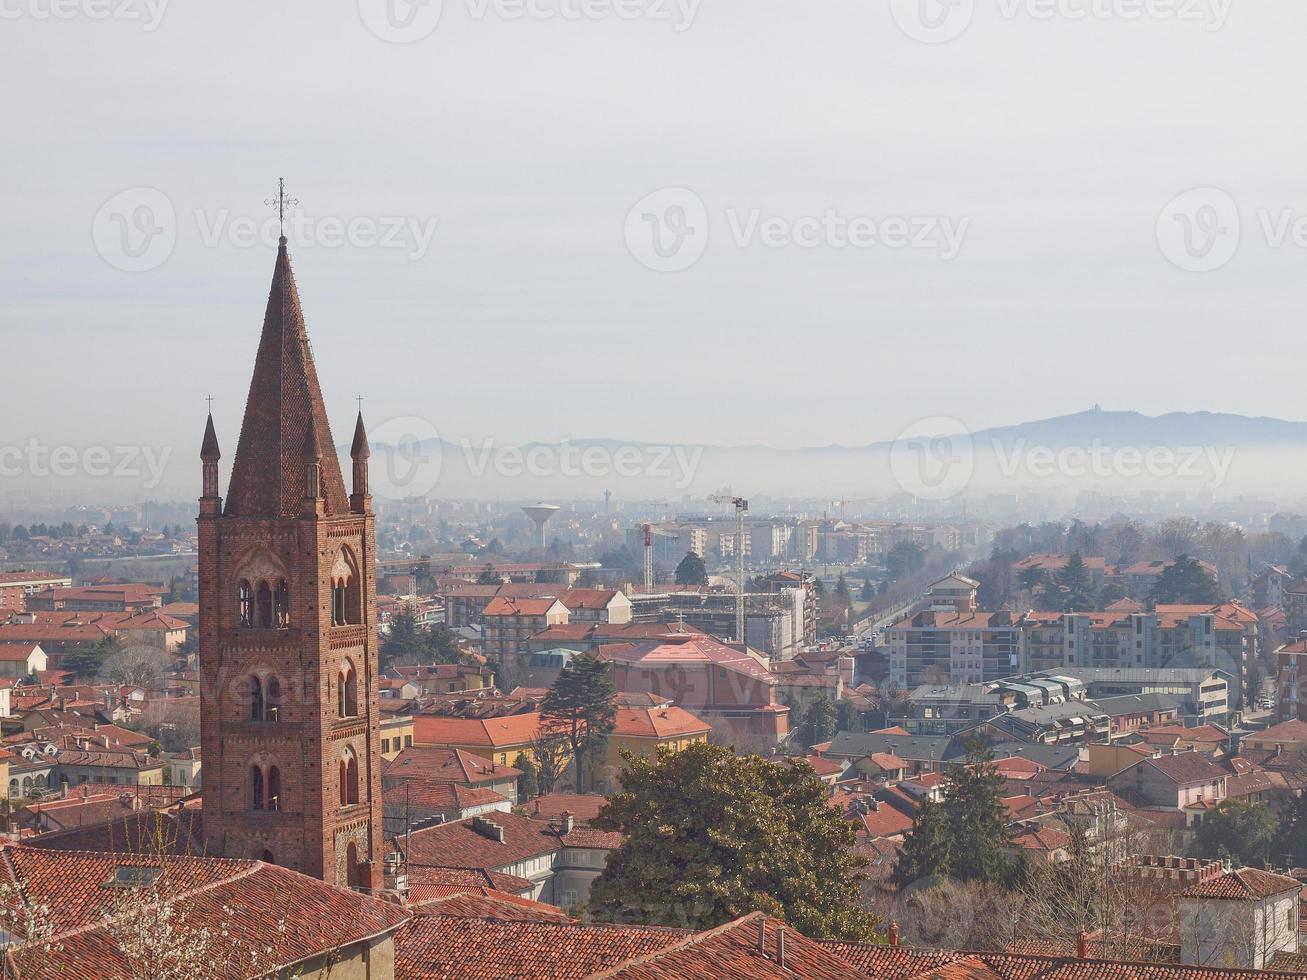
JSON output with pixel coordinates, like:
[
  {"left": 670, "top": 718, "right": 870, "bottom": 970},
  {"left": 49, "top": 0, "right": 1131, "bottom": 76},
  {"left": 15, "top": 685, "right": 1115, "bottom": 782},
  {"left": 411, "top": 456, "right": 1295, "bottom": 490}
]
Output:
[
  {"left": 1273, "top": 780, "right": 1307, "bottom": 868},
  {"left": 1151, "top": 554, "right": 1222, "bottom": 606},
  {"left": 476, "top": 564, "right": 501, "bottom": 585},
  {"left": 590, "top": 742, "right": 875, "bottom": 940},
  {"left": 541, "top": 654, "right": 617, "bottom": 793},
  {"left": 892, "top": 797, "right": 952, "bottom": 887},
  {"left": 798, "top": 696, "right": 837, "bottom": 749},
  {"left": 942, "top": 744, "right": 1013, "bottom": 884},
  {"left": 1057, "top": 553, "right": 1097, "bottom": 611},
  {"left": 65, "top": 635, "right": 120, "bottom": 679},
  {"left": 835, "top": 699, "right": 861, "bottom": 733},
  {"left": 1197, "top": 798, "right": 1278, "bottom": 868},
  {"left": 380, "top": 610, "right": 424, "bottom": 667},
  {"left": 674, "top": 552, "right": 708, "bottom": 586}
]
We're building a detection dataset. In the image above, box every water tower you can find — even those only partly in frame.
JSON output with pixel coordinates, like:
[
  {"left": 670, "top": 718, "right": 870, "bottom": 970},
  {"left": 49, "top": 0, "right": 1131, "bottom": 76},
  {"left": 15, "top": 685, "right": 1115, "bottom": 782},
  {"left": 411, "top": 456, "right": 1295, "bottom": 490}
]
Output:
[{"left": 522, "top": 503, "right": 560, "bottom": 549}]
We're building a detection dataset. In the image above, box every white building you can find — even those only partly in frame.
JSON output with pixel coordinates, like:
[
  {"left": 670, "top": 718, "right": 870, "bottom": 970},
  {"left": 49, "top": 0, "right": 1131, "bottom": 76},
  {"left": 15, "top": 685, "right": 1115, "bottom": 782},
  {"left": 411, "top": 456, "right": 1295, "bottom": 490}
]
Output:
[{"left": 1180, "top": 868, "right": 1301, "bottom": 970}]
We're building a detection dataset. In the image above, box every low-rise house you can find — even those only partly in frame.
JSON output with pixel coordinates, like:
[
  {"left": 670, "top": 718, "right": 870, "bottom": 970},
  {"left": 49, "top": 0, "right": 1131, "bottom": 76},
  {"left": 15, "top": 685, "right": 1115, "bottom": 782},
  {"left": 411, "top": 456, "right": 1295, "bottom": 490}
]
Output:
[
  {"left": 1180, "top": 868, "right": 1302, "bottom": 969},
  {"left": 380, "top": 711, "right": 414, "bottom": 759},
  {"left": 1110, "top": 751, "right": 1229, "bottom": 825},
  {"left": 393, "top": 808, "right": 620, "bottom": 908},
  {"left": 0, "top": 643, "right": 47, "bottom": 680},
  {"left": 383, "top": 745, "right": 522, "bottom": 801}
]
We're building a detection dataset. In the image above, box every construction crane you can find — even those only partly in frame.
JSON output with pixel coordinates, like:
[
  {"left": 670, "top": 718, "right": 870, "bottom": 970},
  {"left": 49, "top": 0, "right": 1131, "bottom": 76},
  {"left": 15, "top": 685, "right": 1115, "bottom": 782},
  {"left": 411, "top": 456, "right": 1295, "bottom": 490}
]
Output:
[
  {"left": 708, "top": 494, "right": 748, "bottom": 644},
  {"left": 642, "top": 523, "right": 654, "bottom": 593}
]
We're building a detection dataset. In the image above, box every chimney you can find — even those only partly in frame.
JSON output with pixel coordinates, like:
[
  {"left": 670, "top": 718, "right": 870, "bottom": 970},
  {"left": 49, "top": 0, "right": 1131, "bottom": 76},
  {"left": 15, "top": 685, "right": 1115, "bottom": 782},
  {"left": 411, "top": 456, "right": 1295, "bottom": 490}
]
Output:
[
  {"left": 757, "top": 917, "right": 766, "bottom": 954},
  {"left": 561, "top": 811, "right": 574, "bottom": 834},
  {"left": 888, "top": 921, "right": 900, "bottom": 946},
  {"left": 1076, "top": 930, "right": 1089, "bottom": 960},
  {"left": 776, "top": 926, "right": 786, "bottom": 968}
]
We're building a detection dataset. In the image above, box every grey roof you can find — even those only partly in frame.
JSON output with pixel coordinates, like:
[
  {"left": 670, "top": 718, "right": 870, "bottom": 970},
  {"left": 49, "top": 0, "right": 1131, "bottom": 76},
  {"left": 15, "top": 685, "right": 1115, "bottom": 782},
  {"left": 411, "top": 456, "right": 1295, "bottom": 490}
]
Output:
[
  {"left": 977, "top": 742, "right": 1082, "bottom": 770},
  {"left": 1090, "top": 693, "right": 1183, "bottom": 716},
  {"left": 907, "top": 685, "right": 1004, "bottom": 705},
  {"left": 1032, "top": 667, "right": 1227, "bottom": 685},
  {"left": 826, "top": 730, "right": 956, "bottom": 762}
]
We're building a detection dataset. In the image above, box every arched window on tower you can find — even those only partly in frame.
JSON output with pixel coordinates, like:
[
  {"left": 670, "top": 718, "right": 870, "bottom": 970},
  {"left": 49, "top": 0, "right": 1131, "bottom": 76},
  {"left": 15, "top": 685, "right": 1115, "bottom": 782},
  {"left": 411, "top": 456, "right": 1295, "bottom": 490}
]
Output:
[
  {"left": 339, "top": 747, "right": 360, "bottom": 806},
  {"left": 330, "top": 547, "right": 362, "bottom": 626},
  {"left": 266, "top": 766, "right": 281, "bottom": 812},
  {"left": 264, "top": 674, "right": 281, "bottom": 722},
  {"left": 238, "top": 581, "right": 254, "bottom": 627},
  {"left": 249, "top": 675, "right": 265, "bottom": 722},
  {"left": 274, "top": 580, "right": 290, "bottom": 627},
  {"left": 251, "top": 766, "right": 264, "bottom": 810},
  {"left": 338, "top": 660, "right": 359, "bottom": 719},
  {"left": 256, "top": 582, "right": 273, "bottom": 628}
]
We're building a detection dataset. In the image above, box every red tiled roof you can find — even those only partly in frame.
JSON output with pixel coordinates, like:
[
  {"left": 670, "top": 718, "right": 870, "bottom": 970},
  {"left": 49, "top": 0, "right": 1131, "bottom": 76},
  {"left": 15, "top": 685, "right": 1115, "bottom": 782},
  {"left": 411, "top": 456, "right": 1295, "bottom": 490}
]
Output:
[
  {"left": 413, "top": 712, "right": 546, "bottom": 749},
  {"left": 0, "top": 845, "right": 408, "bottom": 978},
  {"left": 384, "top": 746, "right": 521, "bottom": 783},
  {"left": 408, "top": 889, "right": 571, "bottom": 922},
  {"left": 1181, "top": 868, "right": 1302, "bottom": 901},
  {"left": 395, "top": 916, "right": 686, "bottom": 980},
  {"left": 612, "top": 705, "right": 711, "bottom": 739}
]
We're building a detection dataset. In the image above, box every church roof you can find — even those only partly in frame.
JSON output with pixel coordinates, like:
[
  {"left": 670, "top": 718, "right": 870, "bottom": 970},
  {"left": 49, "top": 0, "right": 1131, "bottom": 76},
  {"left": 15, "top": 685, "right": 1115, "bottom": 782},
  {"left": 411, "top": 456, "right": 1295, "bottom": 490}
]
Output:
[{"left": 224, "top": 242, "right": 348, "bottom": 518}]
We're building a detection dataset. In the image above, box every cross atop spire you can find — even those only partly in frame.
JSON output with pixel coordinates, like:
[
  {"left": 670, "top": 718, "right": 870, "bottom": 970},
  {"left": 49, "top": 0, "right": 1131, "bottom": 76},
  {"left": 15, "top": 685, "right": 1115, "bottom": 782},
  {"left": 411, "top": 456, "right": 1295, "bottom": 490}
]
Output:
[{"left": 264, "top": 177, "right": 299, "bottom": 243}]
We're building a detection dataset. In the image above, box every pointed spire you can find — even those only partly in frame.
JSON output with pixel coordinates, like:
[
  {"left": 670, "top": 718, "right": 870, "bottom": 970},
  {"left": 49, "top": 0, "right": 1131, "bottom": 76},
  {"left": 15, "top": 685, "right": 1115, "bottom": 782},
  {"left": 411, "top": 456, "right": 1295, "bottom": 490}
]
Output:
[
  {"left": 350, "top": 412, "right": 370, "bottom": 460},
  {"left": 224, "top": 243, "right": 348, "bottom": 517},
  {"left": 201, "top": 413, "right": 221, "bottom": 462}
]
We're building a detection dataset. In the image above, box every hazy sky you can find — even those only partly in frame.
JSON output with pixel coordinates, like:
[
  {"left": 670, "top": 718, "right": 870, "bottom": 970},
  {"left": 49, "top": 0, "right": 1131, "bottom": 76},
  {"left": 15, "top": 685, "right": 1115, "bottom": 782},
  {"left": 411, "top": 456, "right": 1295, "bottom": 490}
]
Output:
[{"left": 5, "top": 0, "right": 1307, "bottom": 466}]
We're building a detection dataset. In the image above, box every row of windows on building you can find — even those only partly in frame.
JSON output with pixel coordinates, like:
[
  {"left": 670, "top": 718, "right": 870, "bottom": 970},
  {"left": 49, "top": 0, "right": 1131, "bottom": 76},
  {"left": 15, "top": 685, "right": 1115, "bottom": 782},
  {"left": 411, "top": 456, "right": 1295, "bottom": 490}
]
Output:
[
  {"left": 241, "top": 661, "right": 362, "bottom": 722},
  {"left": 236, "top": 577, "right": 361, "bottom": 628},
  {"left": 248, "top": 746, "right": 362, "bottom": 811}
]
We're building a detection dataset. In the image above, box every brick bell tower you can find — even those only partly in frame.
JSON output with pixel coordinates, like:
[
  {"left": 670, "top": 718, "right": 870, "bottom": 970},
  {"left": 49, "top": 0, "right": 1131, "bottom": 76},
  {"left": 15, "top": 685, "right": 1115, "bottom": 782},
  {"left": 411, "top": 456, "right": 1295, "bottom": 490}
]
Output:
[{"left": 197, "top": 233, "right": 381, "bottom": 891}]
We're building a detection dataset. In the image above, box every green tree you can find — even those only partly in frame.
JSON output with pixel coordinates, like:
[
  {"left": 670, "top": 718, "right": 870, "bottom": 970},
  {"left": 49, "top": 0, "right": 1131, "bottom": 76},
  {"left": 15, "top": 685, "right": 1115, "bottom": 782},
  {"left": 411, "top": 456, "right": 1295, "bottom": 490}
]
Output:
[
  {"left": 1197, "top": 798, "right": 1278, "bottom": 868},
  {"left": 513, "top": 752, "right": 539, "bottom": 801},
  {"left": 835, "top": 699, "right": 862, "bottom": 734},
  {"left": 380, "top": 610, "right": 424, "bottom": 667},
  {"left": 541, "top": 654, "right": 617, "bottom": 793},
  {"left": 476, "top": 564, "right": 501, "bottom": 585},
  {"left": 65, "top": 635, "right": 120, "bottom": 679},
  {"left": 674, "top": 552, "right": 708, "bottom": 586},
  {"left": 886, "top": 542, "right": 926, "bottom": 583},
  {"left": 1151, "top": 555, "right": 1222, "bottom": 606},
  {"left": 892, "top": 797, "right": 952, "bottom": 887},
  {"left": 1273, "top": 774, "right": 1307, "bottom": 867},
  {"left": 590, "top": 743, "right": 875, "bottom": 940},
  {"left": 942, "top": 745, "right": 1013, "bottom": 884},
  {"left": 797, "top": 696, "right": 837, "bottom": 749},
  {"left": 1057, "top": 553, "right": 1097, "bottom": 611}
]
